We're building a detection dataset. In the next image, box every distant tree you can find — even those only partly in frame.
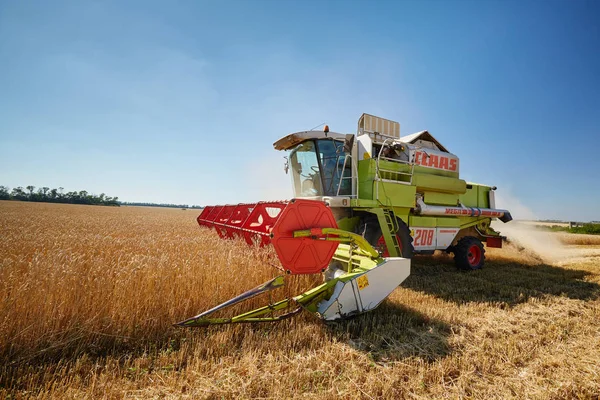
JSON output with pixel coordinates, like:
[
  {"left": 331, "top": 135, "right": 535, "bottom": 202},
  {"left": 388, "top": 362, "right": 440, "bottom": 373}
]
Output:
[
  {"left": 65, "top": 191, "right": 78, "bottom": 203},
  {"left": 31, "top": 188, "right": 44, "bottom": 202},
  {"left": 11, "top": 187, "right": 26, "bottom": 200},
  {"left": 0, "top": 185, "right": 9, "bottom": 200},
  {"left": 26, "top": 186, "right": 35, "bottom": 197},
  {"left": 120, "top": 201, "right": 202, "bottom": 209},
  {"left": 77, "top": 190, "right": 89, "bottom": 204}
]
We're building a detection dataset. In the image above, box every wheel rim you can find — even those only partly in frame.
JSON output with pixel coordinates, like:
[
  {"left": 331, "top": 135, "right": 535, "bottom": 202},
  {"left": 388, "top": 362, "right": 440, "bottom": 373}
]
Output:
[
  {"left": 467, "top": 244, "right": 482, "bottom": 266},
  {"left": 376, "top": 235, "right": 403, "bottom": 257}
]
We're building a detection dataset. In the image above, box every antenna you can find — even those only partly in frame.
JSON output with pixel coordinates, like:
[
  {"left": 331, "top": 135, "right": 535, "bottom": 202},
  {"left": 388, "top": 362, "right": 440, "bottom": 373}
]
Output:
[{"left": 308, "top": 122, "right": 326, "bottom": 131}]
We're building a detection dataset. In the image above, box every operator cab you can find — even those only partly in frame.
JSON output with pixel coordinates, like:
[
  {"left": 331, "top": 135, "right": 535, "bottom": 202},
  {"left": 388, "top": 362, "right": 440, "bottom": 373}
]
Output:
[
  {"left": 289, "top": 138, "right": 351, "bottom": 197},
  {"left": 274, "top": 130, "right": 352, "bottom": 199}
]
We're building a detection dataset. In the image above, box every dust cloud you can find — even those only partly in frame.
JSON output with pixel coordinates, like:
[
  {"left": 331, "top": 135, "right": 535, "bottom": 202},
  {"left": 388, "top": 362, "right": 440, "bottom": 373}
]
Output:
[
  {"left": 493, "top": 190, "right": 571, "bottom": 264},
  {"left": 492, "top": 221, "right": 571, "bottom": 264}
]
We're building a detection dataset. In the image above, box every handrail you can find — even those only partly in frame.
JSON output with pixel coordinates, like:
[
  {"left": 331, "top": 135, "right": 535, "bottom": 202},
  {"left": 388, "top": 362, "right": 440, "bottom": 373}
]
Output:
[{"left": 374, "top": 138, "right": 416, "bottom": 203}]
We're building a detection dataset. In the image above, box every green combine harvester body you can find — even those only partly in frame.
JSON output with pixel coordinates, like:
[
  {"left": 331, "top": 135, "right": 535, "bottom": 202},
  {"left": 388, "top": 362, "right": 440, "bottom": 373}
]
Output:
[
  {"left": 177, "top": 114, "right": 511, "bottom": 328},
  {"left": 273, "top": 113, "right": 511, "bottom": 264}
]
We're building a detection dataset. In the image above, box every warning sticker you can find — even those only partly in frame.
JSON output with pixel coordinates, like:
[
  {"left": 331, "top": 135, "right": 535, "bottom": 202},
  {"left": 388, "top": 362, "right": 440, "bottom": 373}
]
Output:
[{"left": 357, "top": 275, "right": 369, "bottom": 290}]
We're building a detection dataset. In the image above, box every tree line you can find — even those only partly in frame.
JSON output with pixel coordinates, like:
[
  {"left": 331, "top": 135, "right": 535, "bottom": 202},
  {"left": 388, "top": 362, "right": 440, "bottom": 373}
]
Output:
[
  {"left": 120, "top": 201, "right": 202, "bottom": 209},
  {"left": 0, "top": 185, "right": 120, "bottom": 206},
  {"left": 546, "top": 223, "right": 600, "bottom": 235}
]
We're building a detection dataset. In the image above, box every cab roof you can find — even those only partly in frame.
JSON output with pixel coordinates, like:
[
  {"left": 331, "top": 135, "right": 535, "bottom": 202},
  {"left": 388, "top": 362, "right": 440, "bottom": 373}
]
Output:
[
  {"left": 273, "top": 130, "right": 346, "bottom": 151},
  {"left": 273, "top": 128, "right": 450, "bottom": 153}
]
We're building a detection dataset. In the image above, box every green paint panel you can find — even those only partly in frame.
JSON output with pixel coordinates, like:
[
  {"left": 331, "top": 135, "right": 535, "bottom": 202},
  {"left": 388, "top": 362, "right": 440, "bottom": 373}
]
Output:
[
  {"left": 477, "top": 185, "right": 491, "bottom": 208},
  {"left": 357, "top": 159, "right": 376, "bottom": 199},
  {"left": 413, "top": 165, "right": 459, "bottom": 179},
  {"left": 412, "top": 173, "right": 466, "bottom": 194},
  {"left": 337, "top": 216, "right": 360, "bottom": 232},
  {"left": 351, "top": 199, "right": 379, "bottom": 208},
  {"left": 459, "top": 216, "right": 488, "bottom": 228},
  {"left": 409, "top": 216, "right": 437, "bottom": 227},
  {"left": 459, "top": 186, "right": 478, "bottom": 207},
  {"left": 423, "top": 191, "right": 459, "bottom": 205},
  {"left": 357, "top": 159, "right": 416, "bottom": 206},
  {"left": 377, "top": 160, "right": 412, "bottom": 183},
  {"left": 459, "top": 183, "right": 492, "bottom": 208},
  {"left": 410, "top": 216, "right": 468, "bottom": 228},
  {"left": 377, "top": 182, "right": 416, "bottom": 207},
  {"left": 436, "top": 217, "right": 461, "bottom": 227}
]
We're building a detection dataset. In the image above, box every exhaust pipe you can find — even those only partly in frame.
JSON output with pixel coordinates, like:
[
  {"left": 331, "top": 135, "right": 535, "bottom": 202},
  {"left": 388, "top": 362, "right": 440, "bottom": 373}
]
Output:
[{"left": 416, "top": 197, "right": 512, "bottom": 223}]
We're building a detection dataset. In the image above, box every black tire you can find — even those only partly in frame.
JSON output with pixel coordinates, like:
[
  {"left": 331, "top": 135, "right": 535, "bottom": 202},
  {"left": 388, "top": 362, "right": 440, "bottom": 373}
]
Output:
[
  {"left": 356, "top": 215, "right": 414, "bottom": 259},
  {"left": 453, "top": 236, "right": 485, "bottom": 270}
]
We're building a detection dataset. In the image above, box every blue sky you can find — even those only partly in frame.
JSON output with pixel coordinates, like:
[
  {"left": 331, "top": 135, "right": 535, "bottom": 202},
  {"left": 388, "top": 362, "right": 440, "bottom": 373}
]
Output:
[{"left": 1, "top": 0, "right": 599, "bottom": 221}]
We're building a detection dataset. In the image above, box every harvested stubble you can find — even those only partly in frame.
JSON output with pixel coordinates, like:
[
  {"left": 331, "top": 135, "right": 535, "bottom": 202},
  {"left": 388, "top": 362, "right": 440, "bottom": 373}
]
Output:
[{"left": 1, "top": 201, "right": 599, "bottom": 399}]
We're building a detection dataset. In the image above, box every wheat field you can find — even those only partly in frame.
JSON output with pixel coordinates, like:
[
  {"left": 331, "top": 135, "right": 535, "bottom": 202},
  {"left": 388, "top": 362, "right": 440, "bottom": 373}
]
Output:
[{"left": 1, "top": 201, "right": 599, "bottom": 399}]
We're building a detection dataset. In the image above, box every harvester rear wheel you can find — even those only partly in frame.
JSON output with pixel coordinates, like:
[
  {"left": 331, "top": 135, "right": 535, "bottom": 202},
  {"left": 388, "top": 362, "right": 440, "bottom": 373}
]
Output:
[
  {"left": 357, "top": 215, "right": 414, "bottom": 259},
  {"left": 453, "top": 236, "right": 485, "bottom": 270}
]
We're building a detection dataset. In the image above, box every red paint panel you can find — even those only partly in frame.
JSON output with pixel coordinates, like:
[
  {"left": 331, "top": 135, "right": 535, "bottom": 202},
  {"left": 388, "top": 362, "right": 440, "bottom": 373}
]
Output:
[
  {"left": 486, "top": 237, "right": 503, "bottom": 248},
  {"left": 271, "top": 199, "right": 339, "bottom": 275},
  {"left": 222, "top": 203, "right": 255, "bottom": 239},
  {"left": 213, "top": 205, "right": 237, "bottom": 239},
  {"left": 197, "top": 206, "right": 214, "bottom": 227},
  {"left": 241, "top": 201, "right": 288, "bottom": 247}
]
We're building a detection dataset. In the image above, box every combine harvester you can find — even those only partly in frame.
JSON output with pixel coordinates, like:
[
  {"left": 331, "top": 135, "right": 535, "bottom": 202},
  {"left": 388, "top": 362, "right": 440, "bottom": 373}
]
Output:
[{"left": 176, "top": 114, "right": 512, "bottom": 327}]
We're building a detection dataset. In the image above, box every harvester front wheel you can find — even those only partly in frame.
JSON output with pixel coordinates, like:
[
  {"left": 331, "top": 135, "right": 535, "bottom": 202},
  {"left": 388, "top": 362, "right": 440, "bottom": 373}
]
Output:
[
  {"left": 453, "top": 236, "right": 485, "bottom": 270},
  {"left": 357, "top": 215, "right": 414, "bottom": 259}
]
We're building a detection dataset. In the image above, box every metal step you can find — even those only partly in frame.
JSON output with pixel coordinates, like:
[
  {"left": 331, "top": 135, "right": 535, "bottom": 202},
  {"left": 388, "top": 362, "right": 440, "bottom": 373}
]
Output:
[{"left": 382, "top": 209, "right": 401, "bottom": 252}]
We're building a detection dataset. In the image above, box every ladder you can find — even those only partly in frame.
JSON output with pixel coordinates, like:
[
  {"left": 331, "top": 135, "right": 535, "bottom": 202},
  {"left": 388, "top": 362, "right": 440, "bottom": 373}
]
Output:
[{"left": 372, "top": 208, "right": 401, "bottom": 257}]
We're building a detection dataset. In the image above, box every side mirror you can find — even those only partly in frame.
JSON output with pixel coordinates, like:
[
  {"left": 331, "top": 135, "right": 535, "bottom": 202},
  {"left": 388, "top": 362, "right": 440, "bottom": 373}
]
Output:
[
  {"left": 283, "top": 156, "right": 289, "bottom": 174},
  {"left": 343, "top": 134, "right": 354, "bottom": 154}
]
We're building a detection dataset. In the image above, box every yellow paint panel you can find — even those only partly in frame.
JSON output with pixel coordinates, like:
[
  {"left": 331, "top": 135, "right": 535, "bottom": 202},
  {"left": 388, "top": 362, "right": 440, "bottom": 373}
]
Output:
[{"left": 357, "top": 275, "right": 369, "bottom": 290}]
